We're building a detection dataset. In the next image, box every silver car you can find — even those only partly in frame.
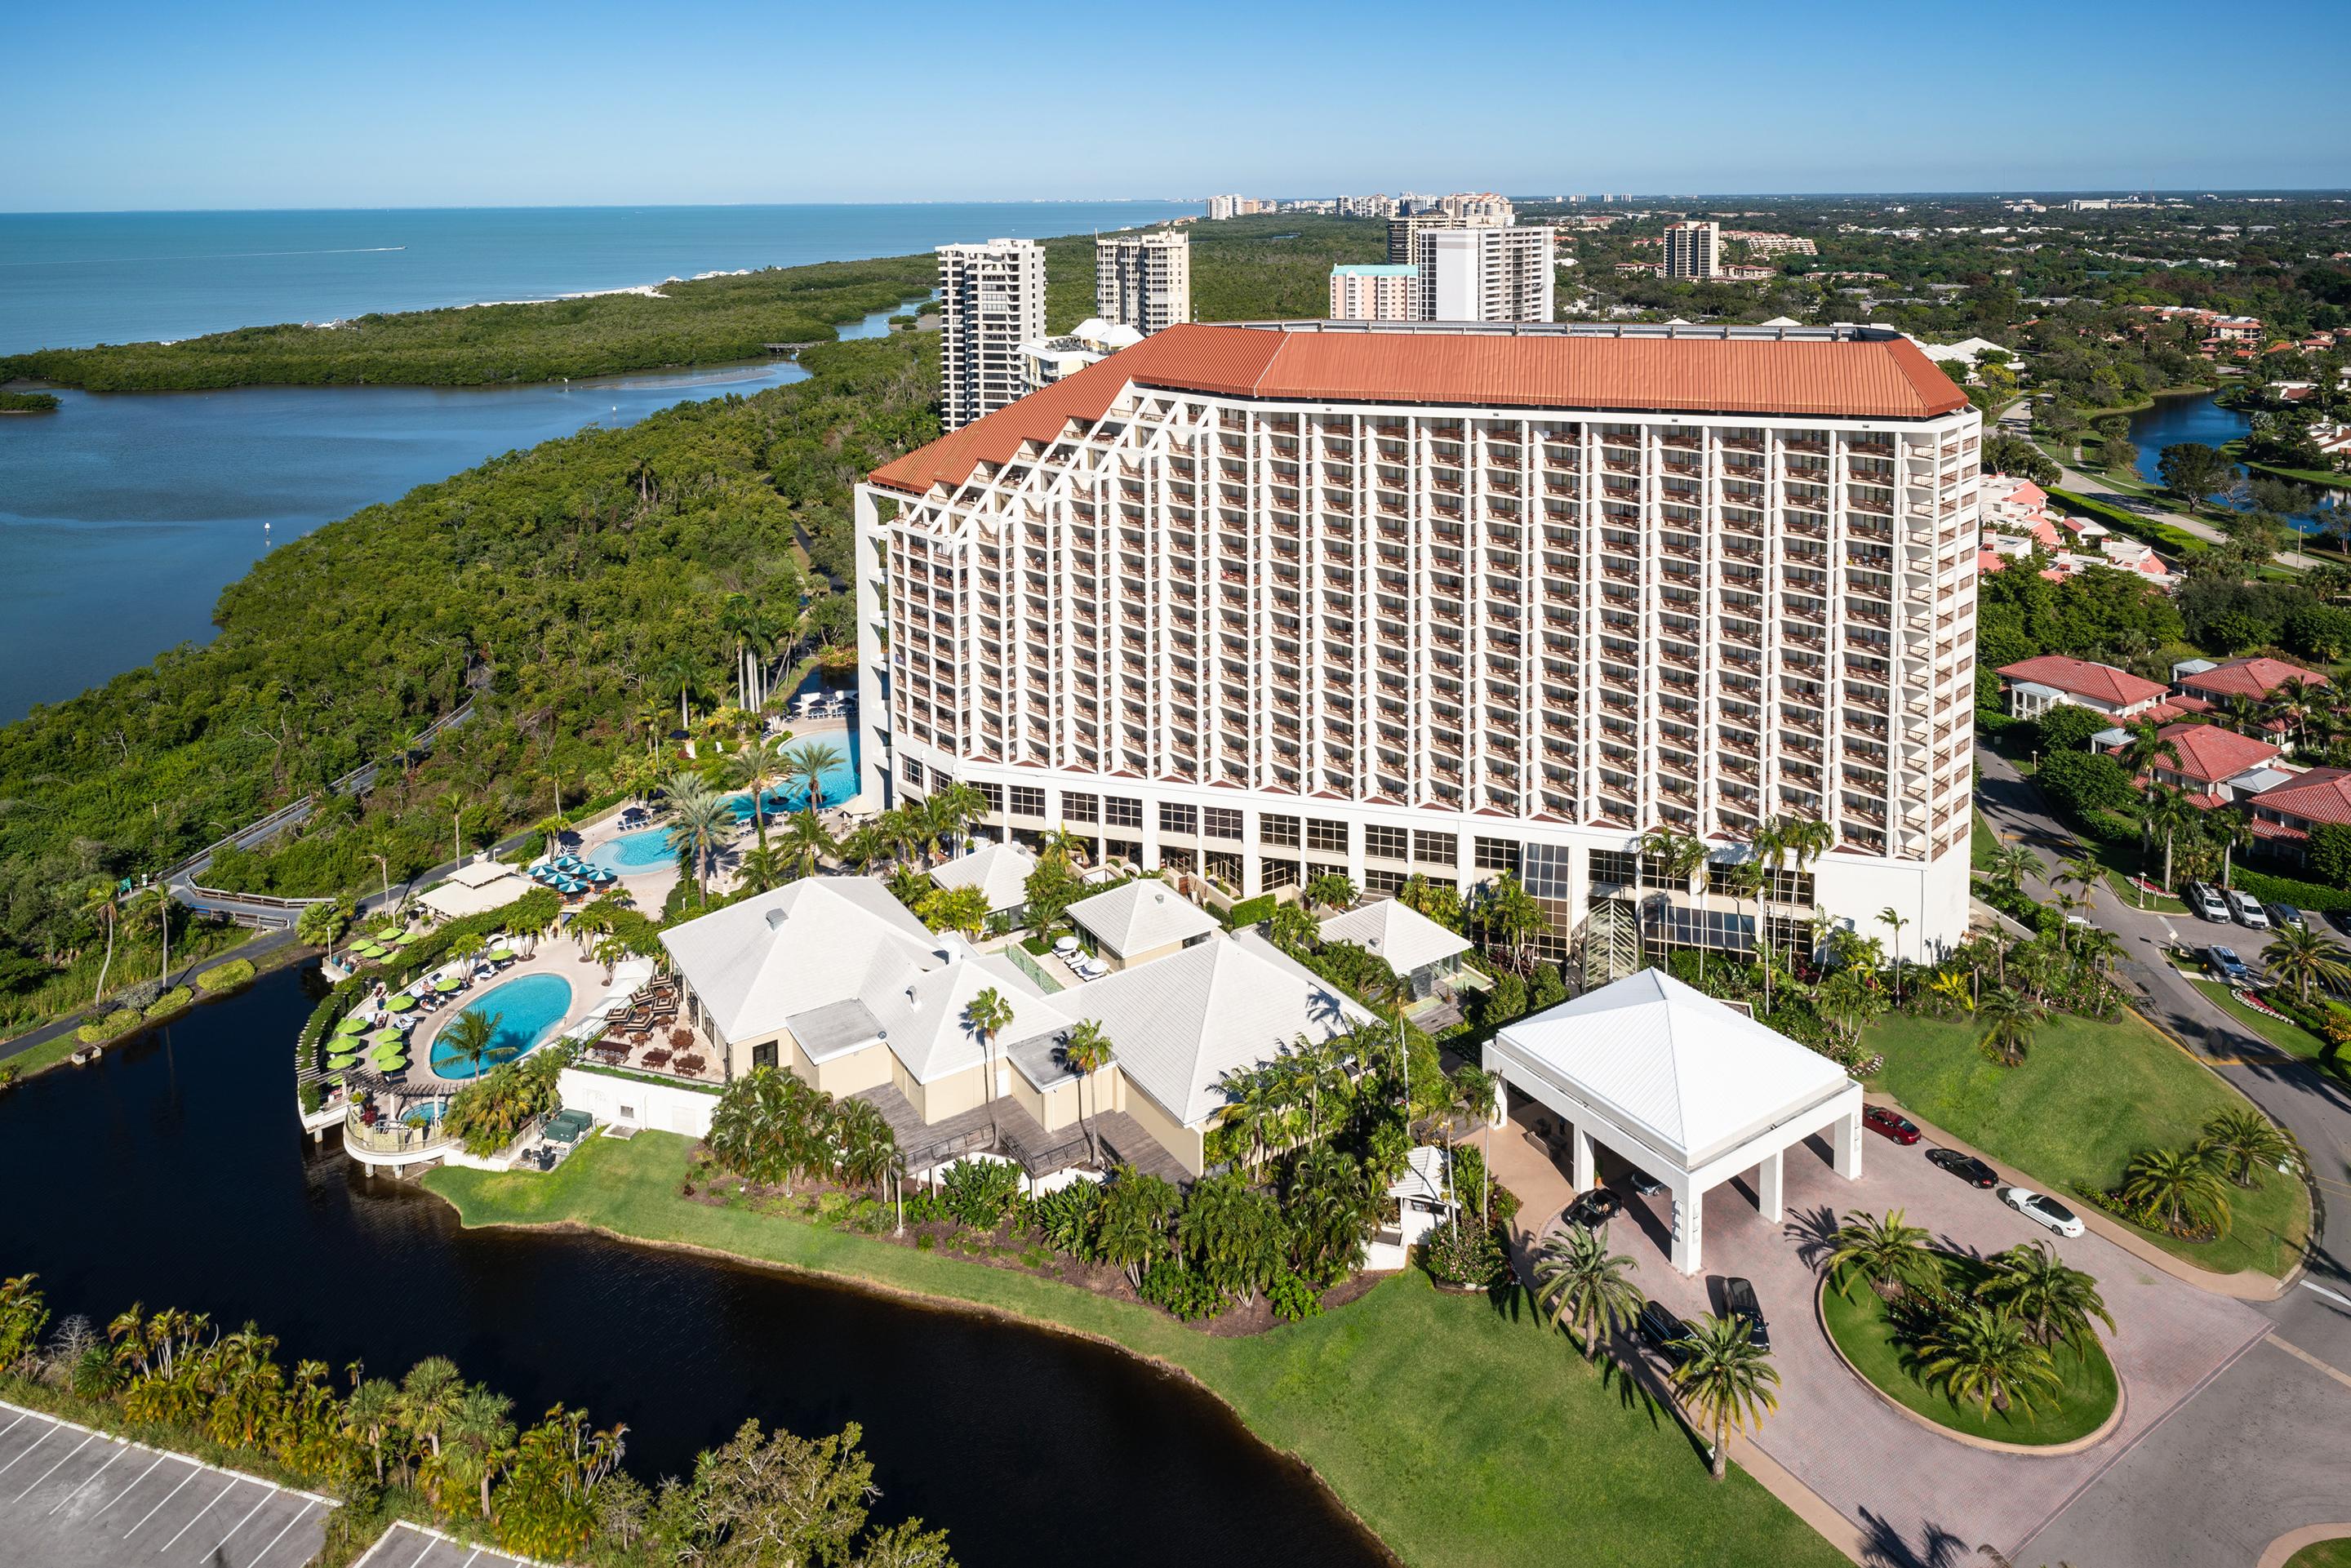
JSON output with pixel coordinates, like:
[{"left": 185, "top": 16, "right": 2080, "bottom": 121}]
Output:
[{"left": 2226, "top": 888, "right": 2270, "bottom": 931}]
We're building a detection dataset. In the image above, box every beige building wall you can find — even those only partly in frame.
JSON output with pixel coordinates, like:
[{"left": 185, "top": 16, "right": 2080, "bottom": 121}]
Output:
[{"left": 1112, "top": 1074, "right": 1208, "bottom": 1176}]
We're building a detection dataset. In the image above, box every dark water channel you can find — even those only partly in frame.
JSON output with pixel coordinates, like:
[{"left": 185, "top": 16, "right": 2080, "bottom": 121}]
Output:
[{"left": 0, "top": 964, "right": 1385, "bottom": 1567}]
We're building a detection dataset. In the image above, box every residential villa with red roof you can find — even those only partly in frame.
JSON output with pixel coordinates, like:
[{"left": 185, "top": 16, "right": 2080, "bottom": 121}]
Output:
[
  {"left": 2171, "top": 656, "right": 2331, "bottom": 707},
  {"left": 2247, "top": 768, "right": 2351, "bottom": 861},
  {"left": 1994, "top": 655, "right": 2169, "bottom": 720},
  {"left": 2107, "top": 722, "right": 2284, "bottom": 806}
]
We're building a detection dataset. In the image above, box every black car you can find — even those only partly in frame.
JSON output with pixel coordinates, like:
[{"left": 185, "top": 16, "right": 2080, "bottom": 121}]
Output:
[
  {"left": 1721, "top": 1277, "right": 1770, "bottom": 1351},
  {"left": 1926, "top": 1147, "right": 1999, "bottom": 1188},
  {"left": 1638, "top": 1299, "right": 1694, "bottom": 1367},
  {"left": 1567, "top": 1188, "right": 1624, "bottom": 1228}
]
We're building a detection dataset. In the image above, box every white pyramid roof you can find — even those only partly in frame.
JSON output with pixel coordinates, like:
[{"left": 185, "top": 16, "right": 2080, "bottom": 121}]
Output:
[
  {"left": 1069, "top": 879, "right": 1219, "bottom": 958},
  {"left": 927, "top": 840, "right": 1038, "bottom": 913},
  {"left": 1317, "top": 899, "right": 1470, "bottom": 975},
  {"left": 1491, "top": 969, "right": 1853, "bottom": 1169}
]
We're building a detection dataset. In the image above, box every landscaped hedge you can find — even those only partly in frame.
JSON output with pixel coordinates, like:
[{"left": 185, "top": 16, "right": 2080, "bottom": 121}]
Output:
[
  {"left": 75, "top": 1010, "right": 141, "bottom": 1045},
  {"left": 195, "top": 957, "right": 256, "bottom": 993},
  {"left": 1223, "top": 894, "right": 1277, "bottom": 931},
  {"left": 296, "top": 886, "right": 563, "bottom": 1065},
  {"left": 2230, "top": 867, "right": 2351, "bottom": 913},
  {"left": 2047, "top": 486, "right": 2208, "bottom": 555},
  {"left": 142, "top": 985, "right": 193, "bottom": 1020}
]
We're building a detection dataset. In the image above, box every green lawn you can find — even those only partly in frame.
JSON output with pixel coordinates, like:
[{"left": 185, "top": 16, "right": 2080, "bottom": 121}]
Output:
[
  {"left": 2286, "top": 1538, "right": 2351, "bottom": 1568},
  {"left": 2185, "top": 979, "right": 2350, "bottom": 1089},
  {"left": 1819, "top": 1259, "right": 2118, "bottom": 1446},
  {"left": 0, "top": 1031, "right": 84, "bottom": 1081},
  {"left": 427, "top": 1135, "right": 1847, "bottom": 1568},
  {"left": 1971, "top": 811, "right": 1998, "bottom": 871},
  {"left": 1866, "top": 1011, "right": 2309, "bottom": 1279}
]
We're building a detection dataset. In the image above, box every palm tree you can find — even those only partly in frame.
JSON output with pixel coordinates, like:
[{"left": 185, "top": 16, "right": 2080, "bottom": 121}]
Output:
[
  {"left": 776, "top": 809, "right": 837, "bottom": 883},
  {"left": 445, "top": 1384, "right": 516, "bottom": 1520},
  {"left": 782, "top": 740, "right": 847, "bottom": 815},
  {"left": 965, "top": 987, "right": 1015, "bottom": 1116},
  {"left": 127, "top": 884, "right": 176, "bottom": 988},
  {"left": 736, "top": 843, "right": 788, "bottom": 895},
  {"left": 1919, "top": 1305, "right": 2062, "bottom": 1419},
  {"left": 2209, "top": 811, "right": 2257, "bottom": 892},
  {"left": 1446, "top": 1063, "right": 1500, "bottom": 1227},
  {"left": 1062, "top": 1019, "right": 1115, "bottom": 1164},
  {"left": 663, "top": 780, "right": 731, "bottom": 906},
  {"left": 1975, "top": 985, "right": 2047, "bottom": 1067},
  {"left": 2114, "top": 717, "right": 2181, "bottom": 781},
  {"left": 1669, "top": 1315, "right": 1780, "bottom": 1479},
  {"left": 1640, "top": 826, "right": 1709, "bottom": 977},
  {"left": 397, "top": 1357, "right": 466, "bottom": 1462},
  {"left": 441, "top": 1008, "right": 504, "bottom": 1078},
  {"left": 1824, "top": 1208, "right": 1939, "bottom": 1301},
  {"left": 2142, "top": 783, "right": 2199, "bottom": 895},
  {"left": 1531, "top": 1225, "right": 1644, "bottom": 1364},
  {"left": 1984, "top": 842, "right": 2037, "bottom": 900},
  {"left": 1982, "top": 1241, "right": 2115, "bottom": 1353},
  {"left": 2122, "top": 1144, "right": 2233, "bottom": 1237},
  {"left": 723, "top": 735, "right": 790, "bottom": 852},
  {"left": 79, "top": 880, "right": 122, "bottom": 1006},
  {"left": 344, "top": 1375, "right": 400, "bottom": 1485},
  {"left": 1876, "top": 906, "right": 1910, "bottom": 1000},
  {"left": 2200, "top": 1107, "right": 2298, "bottom": 1188},
  {"left": 434, "top": 788, "right": 470, "bottom": 865},
  {"left": 2261, "top": 923, "right": 2351, "bottom": 1004},
  {"left": 651, "top": 654, "right": 700, "bottom": 735}
]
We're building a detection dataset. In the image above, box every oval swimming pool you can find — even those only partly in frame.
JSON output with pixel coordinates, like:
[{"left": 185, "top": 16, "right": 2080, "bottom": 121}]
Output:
[
  {"left": 429, "top": 972, "right": 573, "bottom": 1080},
  {"left": 589, "top": 826, "right": 677, "bottom": 873}
]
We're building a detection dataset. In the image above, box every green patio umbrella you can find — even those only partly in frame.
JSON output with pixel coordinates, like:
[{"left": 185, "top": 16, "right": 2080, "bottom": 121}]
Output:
[
  {"left": 371, "top": 1027, "right": 406, "bottom": 1045},
  {"left": 487, "top": 946, "right": 515, "bottom": 962},
  {"left": 433, "top": 975, "right": 462, "bottom": 993},
  {"left": 336, "top": 1014, "right": 371, "bottom": 1034},
  {"left": 393, "top": 931, "right": 421, "bottom": 947},
  {"left": 353, "top": 944, "right": 386, "bottom": 959},
  {"left": 327, "top": 1052, "right": 361, "bottom": 1072},
  {"left": 385, "top": 995, "right": 416, "bottom": 1013}
]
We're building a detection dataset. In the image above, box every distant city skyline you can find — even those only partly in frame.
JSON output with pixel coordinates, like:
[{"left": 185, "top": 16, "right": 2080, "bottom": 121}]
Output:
[{"left": 5, "top": 0, "right": 2349, "bottom": 212}]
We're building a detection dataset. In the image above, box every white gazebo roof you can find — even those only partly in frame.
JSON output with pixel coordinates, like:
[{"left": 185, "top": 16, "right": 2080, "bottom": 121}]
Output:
[
  {"left": 419, "top": 864, "right": 532, "bottom": 921},
  {"left": 1068, "top": 879, "right": 1219, "bottom": 958},
  {"left": 1317, "top": 899, "right": 1471, "bottom": 976},
  {"left": 1491, "top": 969, "right": 1854, "bottom": 1170},
  {"left": 927, "top": 840, "right": 1038, "bottom": 913}
]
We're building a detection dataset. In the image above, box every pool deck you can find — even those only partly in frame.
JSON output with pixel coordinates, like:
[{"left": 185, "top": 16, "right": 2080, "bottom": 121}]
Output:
[{"left": 407, "top": 942, "right": 625, "bottom": 1092}]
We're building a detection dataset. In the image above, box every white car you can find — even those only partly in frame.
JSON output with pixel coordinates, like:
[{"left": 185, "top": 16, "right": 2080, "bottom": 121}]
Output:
[
  {"left": 2187, "top": 882, "right": 2231, "bottom": 922},
  {"left": 2226, "top": 888, "right": 2270, "bottom": 931},
  {"left": 2001, "top": 1185, "right": 2085, "bottom": 1238}
]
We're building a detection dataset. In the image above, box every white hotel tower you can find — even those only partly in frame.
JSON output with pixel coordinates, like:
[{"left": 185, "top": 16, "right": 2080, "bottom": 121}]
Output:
[{"left": 856, "top": 320, "right": 1980, "bottom": 962}]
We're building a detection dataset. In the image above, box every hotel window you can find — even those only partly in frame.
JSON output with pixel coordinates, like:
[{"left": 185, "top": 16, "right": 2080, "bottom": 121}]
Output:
[
  {"left": 1008, "top": 785, "right": 1045, "bottom": 818},
  {"left": 1063, "top": 792, "right": 1100, "bottom": 824},
  {"left": 1412, "top": 830, "right": 1457, "bottom": 866},
  {"left": 1308, "top": 861, "right": 1348, "bottom": 886},
  {"left": 1260, "top": 857, "right": 1301, "bottom": 890},
  {"left": 1364, "top": 824, "right": 1408, "bottom": 861},
  {"left": 1473, "top": 836, "right": 1519, "bottom": 873},
  {"left": 900, "top": 757, "right": 926, "bottom": 789},
  {"left": 1159, "top": 802, "right": 1198, "bottom": 835},
  {"left": 1364, "top": 866, "right": 1407, "bottom": 896},
  {"left": 976, "top": 781, "right": 1003, "bottom": 815},
  {"left": 1589, "top": 848, "right": 1637, "bottom": 890},
  {"left": 1524, "top": 842, "right": 1573, "bottom": 900},
  {"left": 1105, "top": 796, "right": 1144, "bottom": 830},
  {"left": 1306, "top": 818, "right": 1349, "bottom": 855},
  {"left": 1203, "top": 806, "right": 1243, "bottom": 841},
  {"left": 1261, "top": 814, "right": 1301, "bottom": 848}
]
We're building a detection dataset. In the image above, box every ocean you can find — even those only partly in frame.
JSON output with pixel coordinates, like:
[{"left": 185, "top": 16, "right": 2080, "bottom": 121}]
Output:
[{"left": 0, "top": 202, "right": 1197, "bottom": 719}]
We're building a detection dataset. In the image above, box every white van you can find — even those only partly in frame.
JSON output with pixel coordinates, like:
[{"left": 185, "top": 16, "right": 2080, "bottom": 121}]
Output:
[{"left": 2226, "top": 887, "right": 2270, "bottom": 930}]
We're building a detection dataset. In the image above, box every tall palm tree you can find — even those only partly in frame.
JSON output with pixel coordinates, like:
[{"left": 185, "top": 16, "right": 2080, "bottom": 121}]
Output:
[
  {"left": 127, "top": 884, "right": 176, "bottom": 988},
  {"left": 663, "top": 780, "right": 731, "bottom": 906},
  {"left": 1062, "top": 1019, "right": 1115, "bottom": 1165},
  {"left": 1984, "top": 842, "right": 2037, "bottom": 901},
  {"left": 2200, "top": 1107, "right": 2299, "bottom": 1188},
  {"left": 965, "top": 987, "right": 1015, "bottom": 1116},
  {"left": 1531, "top": 1225, "right": 1644, "bottom": 1365},
  {"left": 2260, "top": 923, "right": 2351, "bottom": 1004},
  {"left": 1918, "top": 1304, "right": 2061, "bottom": 1418},
  {"left": 651, "top": 655, "right": 700, "bottom": 735},
  {"left": 1982, "top": 1241, "right": 2115, "bottom": 1353},
  {"left": 2141, "top": 783, "right": 2199, "bottom": 895},
  {"left": 2209, "top": 811, "right": 2257, "bottom": 892},
  {"left": 782, "top": 740, "right": 847, "bottom": 815},
  {"left": 435, "top": 788, "right": 471, "bottom": 864},
  {"left": 441, "top": 1007, "right": 504, "bottom": 1079},
  {"left": 1975, "top": 985, "right": 2047, "bottom": 1067},
  {"left": 1639, "top": 826, "right": 1709, "bottom": 979},
  {"left": 2113, "top": 717, "right": 2181, "bottom": 780},
  {"left": 2122, "top": 1144, "right": 2233, "bottom": 1237},
  {"left": 776, "top": 807, "right": 836, "bottom": 883},
  {"left": 79, "top": 880, "right": 122, "bottom": 1006},
  {"left": 1876, "top": 906, "right": 1910, "bottom": 1000},
  {"left": 1824, "top": 1208, "right": 1939, "bottom": 1300},
  {"left": 723, "top": 735, "right": 790, "bottom": 852},
  {"left": 1669, "top": 1315, "right": 1781, "bottom": 1480}
]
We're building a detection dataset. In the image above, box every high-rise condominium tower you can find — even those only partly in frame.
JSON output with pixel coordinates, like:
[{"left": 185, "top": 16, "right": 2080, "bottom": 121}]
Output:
[
  {"left": 1415, "top": 227, "right": 1555, "bottom": 322},
  {"left": 1664, "top": 220, "right": 1721, "bottom": 279},
  {"left": 1096, "top": 230, "right": 1191, "bottom": 335},
  {"left": 937, "top": 238, "right": 1048, "bottom": 432},
  {"left": 856, "top": 320, "right": 1983, "bottom": 963}
]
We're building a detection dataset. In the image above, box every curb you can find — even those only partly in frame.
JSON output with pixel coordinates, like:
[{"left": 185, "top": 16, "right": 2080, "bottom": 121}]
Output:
[
  {"left": 2257, "top": 1524, "right": 2351, "bottom": 1568},
  {"left": 1811, "top": 1277, "right": 2127, "bottom": 1457}
]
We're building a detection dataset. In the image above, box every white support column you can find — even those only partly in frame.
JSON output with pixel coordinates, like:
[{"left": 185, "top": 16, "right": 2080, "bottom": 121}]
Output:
[
  {"left": 1834, "top": 1109, "right": 1864, "bottom": 1179},
  {"left": 1571, "top": 1124, "right": 1595, "bottom": 1192},
  {"left": 1757, "top": 1147, "right": 1784, "bottom": 1224},
  {"left": 1670, "top": 1185, "right": 1704, "bottom": 1275}
]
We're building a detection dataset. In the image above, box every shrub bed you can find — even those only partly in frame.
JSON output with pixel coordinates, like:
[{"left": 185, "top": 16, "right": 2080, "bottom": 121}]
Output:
[
  {"left": 195, "top": 957, "right": 256, "bottom": 993},
  {"left": 141, "top": 985, "right": 193, "bottom": 1020},
  {"left": 73, "top": 1010, "right": 142, "bottom": 1045}
]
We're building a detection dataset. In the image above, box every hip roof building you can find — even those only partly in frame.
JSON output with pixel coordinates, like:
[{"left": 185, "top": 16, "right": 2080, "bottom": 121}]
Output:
[{"left": 857, "top": 319, "right": 1982, "bottom": 962}]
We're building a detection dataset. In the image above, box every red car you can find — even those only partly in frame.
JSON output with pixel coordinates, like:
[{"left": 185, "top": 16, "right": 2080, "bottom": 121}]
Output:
[{"left": 1863, "top": 1107, "right": 1921, "bottom": 1145}]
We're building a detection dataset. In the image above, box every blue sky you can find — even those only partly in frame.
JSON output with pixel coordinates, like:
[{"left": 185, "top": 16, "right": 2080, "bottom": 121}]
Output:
[{"left": 5, "top": 0, "right": 2347, "bottom": 211}]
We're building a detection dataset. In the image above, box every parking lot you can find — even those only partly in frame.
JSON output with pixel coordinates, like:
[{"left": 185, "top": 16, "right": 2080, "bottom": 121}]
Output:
[
  {"left": 351, "top": 1519, "right": 544, "bottom": 1567},
  {"left": 0, "top": 1401, "right": 329, "bottom": 1568}
]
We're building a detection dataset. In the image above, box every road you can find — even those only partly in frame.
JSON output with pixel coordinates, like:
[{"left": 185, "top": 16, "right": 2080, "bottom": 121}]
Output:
[
  {"left": 2049, "top": 451, "right": 2326, "bottom": 572},
  {"left": 1974, "top": 746, "right": 2351, "bottom": 1566}
]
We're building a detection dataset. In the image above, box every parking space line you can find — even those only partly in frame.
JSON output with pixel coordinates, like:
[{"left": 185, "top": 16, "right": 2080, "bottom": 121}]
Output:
[
  {"left": 403, "top": 1534, "right": 437, "bottom": 1567},
  {"left": 0, "top": 1421, "right": 54, "bottom": 1478},
  {"left": 0, "top": 1411, "right": 27, "bottom": 1446},
  {"left": 245, "top": 1498, "right": 316, "bottom": 1568},
  {"left": 96, "top": 1449, "right": 169, "bottom": 1516},
  {"left": 156, "top": 1474, "right": 239, "bottom": 1552},
  {"left": 122, "top": 1461, "right": 201, "bottom": 1537},
  {"left": 48, "top": 1438, "right": 127, "bottom": 1512},
  {"left": 11, "top": 1429, "right": 94, "bottom": 1503},
  {"left": 202, "top": 1487, "right": 274, "bottom": 1560}
]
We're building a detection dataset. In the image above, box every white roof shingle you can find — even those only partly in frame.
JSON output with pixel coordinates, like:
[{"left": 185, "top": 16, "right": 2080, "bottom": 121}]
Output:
[
  {"left": 927, "top": 840, "right": 1038, "bottom": 913},
  {"left": 1068, "top": 880, "right": 1220, "bottom": 958},
  {"left": 1316, "top": 899, "right": 1471, "bottom": 976},
  {"left": 660, "top": 877, "right": 944, "bottom": 1046}
]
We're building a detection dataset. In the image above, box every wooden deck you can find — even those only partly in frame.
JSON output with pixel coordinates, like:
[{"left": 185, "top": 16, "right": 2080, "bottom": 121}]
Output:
[{"left": 847, "top": 1086, "right": 1191, "bottom": 1187}]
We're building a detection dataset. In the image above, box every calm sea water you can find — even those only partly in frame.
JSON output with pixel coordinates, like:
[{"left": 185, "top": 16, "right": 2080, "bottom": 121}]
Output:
[
  {"left": 0, "top": 203, "right": 1195, "bottom": 722},
  {"left": 0, "top": 203, "right": 1198, "bottom": 353}
]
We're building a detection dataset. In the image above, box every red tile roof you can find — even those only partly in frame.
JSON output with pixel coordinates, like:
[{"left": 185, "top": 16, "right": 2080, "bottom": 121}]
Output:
[
  {"left": 869, "top": 324, "right": 1971, "bottom": 495},
  {"left": 2175, "top": 657, "right": 2332, "bottom": 702},
  {"left": 2141, "top": 722, "right": 2279, "bottom": 785},
  {"left": 1996, "top": 655, "right": 2167, "bottom": 708},
  {"left": 2252, "top": 767, "right": 2351, "bottom": 827}
]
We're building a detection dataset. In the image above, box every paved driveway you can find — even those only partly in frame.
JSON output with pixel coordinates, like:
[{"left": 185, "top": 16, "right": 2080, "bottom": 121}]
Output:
[
  {"left": 1535, "top": 1123, "right": 2272, "bottom": 1566},
  {"left": 0, "top": 1401, "right": 329, "bottom": 1568}
]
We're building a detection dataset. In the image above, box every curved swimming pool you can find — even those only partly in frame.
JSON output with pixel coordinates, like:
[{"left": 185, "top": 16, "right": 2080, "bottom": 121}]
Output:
[
  {"left": 589, "top": 826, "right": 676, "bottom": 873},
  {"left": 429, "top": 972, "right": 573, "bottom": 1080}
]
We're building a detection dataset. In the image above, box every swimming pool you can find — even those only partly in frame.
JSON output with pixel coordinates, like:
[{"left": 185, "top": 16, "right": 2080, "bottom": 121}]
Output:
[
  {"left": 429, "top": 973, "right": 574, "bottom": 1080},
  {"left": 590, "top": 826, "right": 678, "bottom": 873},
  {"left": 723, "top": 729, "right": 861, "bottom": 822}
]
